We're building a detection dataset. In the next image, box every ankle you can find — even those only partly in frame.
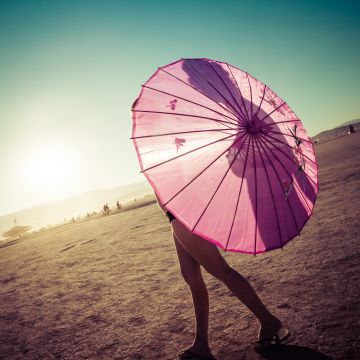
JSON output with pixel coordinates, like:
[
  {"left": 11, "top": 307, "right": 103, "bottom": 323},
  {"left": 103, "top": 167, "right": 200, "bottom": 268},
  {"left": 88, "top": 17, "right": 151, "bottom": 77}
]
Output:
[
  {"left": 193, "top": 338, "right": 209, "bottom": 348},
  {"left": 186, "top": 342, "right": 212, "bottom": 357},
  {"left": 260, "top": 314, "right": 280, "bottom": 326}
]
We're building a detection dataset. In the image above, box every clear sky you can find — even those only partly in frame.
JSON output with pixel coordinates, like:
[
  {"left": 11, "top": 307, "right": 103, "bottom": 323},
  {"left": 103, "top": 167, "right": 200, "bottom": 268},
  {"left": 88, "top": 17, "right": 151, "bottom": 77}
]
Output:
[{"left": 0, "top": 0, "right": 359, "bottom": 216}]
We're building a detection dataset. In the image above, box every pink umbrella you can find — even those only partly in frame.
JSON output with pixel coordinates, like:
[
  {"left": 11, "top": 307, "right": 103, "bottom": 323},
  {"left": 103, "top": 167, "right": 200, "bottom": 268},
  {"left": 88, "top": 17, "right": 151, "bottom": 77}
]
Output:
[{"left": 131, "top": 58, "right": 318, "bottom": 254}]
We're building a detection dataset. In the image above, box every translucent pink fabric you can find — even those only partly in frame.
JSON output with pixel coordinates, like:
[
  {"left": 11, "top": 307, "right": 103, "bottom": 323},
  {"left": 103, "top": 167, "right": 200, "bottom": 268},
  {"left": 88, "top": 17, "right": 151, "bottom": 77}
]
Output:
[{"left": 132, "top": 58, "right": 318, "bottom": 254}]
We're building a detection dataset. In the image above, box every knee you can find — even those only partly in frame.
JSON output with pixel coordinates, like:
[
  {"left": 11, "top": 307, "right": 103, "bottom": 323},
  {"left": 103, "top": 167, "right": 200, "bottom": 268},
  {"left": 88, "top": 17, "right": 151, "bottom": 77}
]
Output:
[{"left": 180, "top": 266, "right": 203, "bottom": 287}]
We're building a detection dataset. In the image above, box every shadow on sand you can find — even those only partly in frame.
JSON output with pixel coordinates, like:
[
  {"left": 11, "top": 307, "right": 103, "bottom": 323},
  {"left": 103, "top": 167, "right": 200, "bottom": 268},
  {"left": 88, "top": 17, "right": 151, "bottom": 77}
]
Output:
[{"left": 255, "top": 344, "right": 333, "bottom": 360}]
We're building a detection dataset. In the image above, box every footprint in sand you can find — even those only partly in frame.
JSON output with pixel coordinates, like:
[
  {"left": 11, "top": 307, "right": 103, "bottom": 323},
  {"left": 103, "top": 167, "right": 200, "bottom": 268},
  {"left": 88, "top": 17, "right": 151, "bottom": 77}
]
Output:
[{"left": 128, "top": 316, "right": 146, "bottom": 325}]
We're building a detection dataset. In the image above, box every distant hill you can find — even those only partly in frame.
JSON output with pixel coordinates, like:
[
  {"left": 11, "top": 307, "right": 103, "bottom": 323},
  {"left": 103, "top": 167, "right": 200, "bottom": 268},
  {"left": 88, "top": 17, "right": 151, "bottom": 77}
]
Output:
[
  {"left": 340, "top": 118, "right": 360, "bottom": 126},
  {"left": 312, "top": 119, "right": 360, "bottom": 143},
  {"left": 0, "top": 181, "right": 152, "bottom": 237}
]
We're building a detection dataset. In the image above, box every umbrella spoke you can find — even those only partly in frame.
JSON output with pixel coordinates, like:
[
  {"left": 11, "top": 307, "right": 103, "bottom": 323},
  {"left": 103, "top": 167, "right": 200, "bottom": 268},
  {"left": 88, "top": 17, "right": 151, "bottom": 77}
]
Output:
[
  {"left": 132, "top": 110, "right": 238, "bottom": 129},
  {"left": 265, "top": 119, "right": 301, "bottom": 126},
  {"left": 254, "top": 136, "right": 283, "bottom": 248},
  {"left": 225, "top": 134, "right": 252, "bottom": 250},
  {"left": 190, "top": 133, "right": 251, "bottom": 232},
  {"left": 142, "top": 130, "right": 244, "bottom": 173},
  {"left": 246, "top": 73, "right": 253, "bottom": 119},
  {"left": 259, "top": 134, "right": 313, "bottom": 213},
  {"left": 142, "top": 85, "right": 239, "bottom": 125},
  {"left": 207, "top": 62, "right": 248, "bottom": 125},
  {"left": 266, "top": 129, "right": 312, "bottom": 144},
  {"left": 259, "top": 133, "right": 318, "bottom": 185},
  {"left": 159, "top": 67, "right": 239, "bottom": 121},
  {"left": 227, "top": 65, "right": 251, "bottom": 122},
  {"left": 164, "top": 131, "right": 249, "bottom": 208},
  {"left": 258, "top": 102, "right": 286, "bottom": 122},
  {"left": 256, "top": 135, "right": 300, "bottom": 232},
  {"left": 131, "top": 128, "right": 238, "bottom": 140},
  {"left": 254, "top": 85, "right": 267, "bottom": 118}
]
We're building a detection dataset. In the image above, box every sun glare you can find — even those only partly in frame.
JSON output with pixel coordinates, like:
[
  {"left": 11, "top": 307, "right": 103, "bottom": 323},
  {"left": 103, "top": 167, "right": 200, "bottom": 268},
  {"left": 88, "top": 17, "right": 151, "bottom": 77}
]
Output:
[{"left": 21, "top": 142, "right": 76, "bottom": 200}]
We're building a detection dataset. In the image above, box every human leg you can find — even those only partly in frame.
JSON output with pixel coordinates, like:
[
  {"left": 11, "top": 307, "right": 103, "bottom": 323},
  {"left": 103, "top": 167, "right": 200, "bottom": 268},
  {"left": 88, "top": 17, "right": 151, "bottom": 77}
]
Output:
[
  {"left": 173, "top": 233, "right": 215, "bottom": 359},
  {"left": 171, "top": 219, "right": 282, "bottom": 339}
]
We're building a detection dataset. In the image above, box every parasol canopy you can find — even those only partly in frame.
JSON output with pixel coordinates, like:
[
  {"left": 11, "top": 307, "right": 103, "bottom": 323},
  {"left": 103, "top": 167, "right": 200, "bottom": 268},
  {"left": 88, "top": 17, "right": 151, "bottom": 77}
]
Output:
[{"left": 131, "top": 58, "right": 318, "bottom": 254}]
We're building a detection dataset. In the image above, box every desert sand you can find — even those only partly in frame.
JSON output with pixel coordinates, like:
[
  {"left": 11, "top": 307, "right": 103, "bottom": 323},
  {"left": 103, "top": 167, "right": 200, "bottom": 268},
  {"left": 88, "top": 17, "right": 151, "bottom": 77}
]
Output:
[{"left": 1, "top": 132, "right": 359, "bottom": 360}]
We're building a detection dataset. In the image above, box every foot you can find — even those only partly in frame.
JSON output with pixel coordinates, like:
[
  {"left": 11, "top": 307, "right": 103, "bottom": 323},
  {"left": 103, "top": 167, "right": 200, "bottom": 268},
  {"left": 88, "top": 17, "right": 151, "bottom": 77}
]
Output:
[
  {"left": 253, "top": 316, "right": 290, "bottom": 353},
  {"left": 258, "top": 316, "right": 282, "bottom": 340},
  {"left": 178, "top": 344, "right": 215, "bottom": 360}
]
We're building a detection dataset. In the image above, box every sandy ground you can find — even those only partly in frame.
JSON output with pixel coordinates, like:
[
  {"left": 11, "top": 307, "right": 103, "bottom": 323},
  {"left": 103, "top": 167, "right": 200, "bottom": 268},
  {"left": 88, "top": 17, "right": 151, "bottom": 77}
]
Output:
[{"left": 0, "top": 132, "right": 359, "bottom": 360}]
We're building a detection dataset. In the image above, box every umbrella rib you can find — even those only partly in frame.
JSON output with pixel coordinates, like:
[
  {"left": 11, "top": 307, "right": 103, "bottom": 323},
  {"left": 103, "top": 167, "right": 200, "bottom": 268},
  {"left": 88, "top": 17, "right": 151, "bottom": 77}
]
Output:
[
  {"left": 141, "top": 131, "right": 242, "bottom": 173},
  {"left": 190, "top": 133, "right": 251, "bottom": 232},
  {"left": 259, "top": 135, "right": 312, "bottom": 213},
  {"left": 252, "top": 135, "right": 258, "bottom": 255},
  {"left": 185, "top": 61, "right": 245, "bottom": 122},
  {"left": 225, "top": 134, "right": 252, "bottom": 251},
  {"left": 159, "top": 67, "right": 238, "bottom": 121},
  {"left": 246, "top": 73, "right": 253, "bottom": 119},
  {"left": 256, "top": 135, "right": 300, "bottom": 232},
  {"left": 261, "top": 134, "right": 317, "bottom": 189},
  {"left": 132, "top": 110, "right": 237, "bottom": 129},
  {"left": 254, "top": 85, "right": 267, "bottom": 118},
  {"left": 266, "top": 129, "right": 313, "bottom": 144},
  {"left": 142, "top": 85, "right": 239, "bottom": 125},
  {"left": 227, "top": 65, "right": 251, "bottom": 122},
  {"left": 258, "top": 102, "right": 286, "bottom": 122},
  {"left": 254, "top": 136, "right": 283, "bottom": 248},
  {"left": 207, "top": 62, "right": 248, "bottom": 125},
  {"left": 131, "top": 128, "right": 237, "bottom": 140},
  {"left": 265, "top": 119, "right": 301, "bottom": 126},
  {"left": 260, "top": 133, "right": 318, "bottom": 181}
]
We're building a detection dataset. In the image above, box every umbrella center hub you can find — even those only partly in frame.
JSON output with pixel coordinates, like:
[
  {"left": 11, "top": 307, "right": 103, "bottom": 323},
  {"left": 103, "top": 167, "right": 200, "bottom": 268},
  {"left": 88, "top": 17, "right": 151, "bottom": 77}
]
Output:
[{"left": 246, "top": 115, "right": 261, "bottom": 134}]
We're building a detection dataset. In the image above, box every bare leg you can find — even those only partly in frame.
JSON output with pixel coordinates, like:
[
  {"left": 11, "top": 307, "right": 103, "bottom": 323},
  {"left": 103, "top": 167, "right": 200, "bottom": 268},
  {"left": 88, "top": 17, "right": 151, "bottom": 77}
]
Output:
[
  {"left": 173, "top": 233, "right": 214, "bottom": 358},
  {"left": 172, "top": 220, "right": 282, "bottom": 340}
]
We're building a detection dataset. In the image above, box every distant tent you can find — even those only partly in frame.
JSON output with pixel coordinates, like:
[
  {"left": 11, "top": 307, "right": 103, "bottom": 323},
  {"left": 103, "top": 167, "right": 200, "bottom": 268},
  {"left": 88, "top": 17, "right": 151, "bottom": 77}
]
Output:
[{"left": 2, "top": 225, "right": 32, "bottom": 239}]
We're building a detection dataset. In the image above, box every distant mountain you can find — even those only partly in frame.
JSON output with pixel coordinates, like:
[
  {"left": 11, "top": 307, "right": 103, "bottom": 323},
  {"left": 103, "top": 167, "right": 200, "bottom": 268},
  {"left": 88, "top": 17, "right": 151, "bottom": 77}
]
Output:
[
  {"left": 340, "top": 118, "right": 360, "bottom": 126},
  {"left": 312, "top": 119, "right": 360, "bottom": 143},
  {"left": 0, "top": 181, "right": 152, "bottom": 237}
]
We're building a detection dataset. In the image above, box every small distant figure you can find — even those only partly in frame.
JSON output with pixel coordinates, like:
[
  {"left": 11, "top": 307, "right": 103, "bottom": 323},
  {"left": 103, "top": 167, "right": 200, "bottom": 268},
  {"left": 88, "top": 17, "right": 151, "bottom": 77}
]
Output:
[
  {"left": 103, "top": 203, "right": 110, "bottom": 215},
  {"left": 13, "top": 218, "right": 17, "bottom": 225},
  {"left": 72, "top": 217, "right": 75, "bottom": 223},
  {"left": 348, "top": 125, "right": 355, "bottom": 135},
  {"left": 116, "top": 201, "right": 122, "bottom": 211},
  {"left": 87, "top": 212, "right": 90, "bottom": 218}
]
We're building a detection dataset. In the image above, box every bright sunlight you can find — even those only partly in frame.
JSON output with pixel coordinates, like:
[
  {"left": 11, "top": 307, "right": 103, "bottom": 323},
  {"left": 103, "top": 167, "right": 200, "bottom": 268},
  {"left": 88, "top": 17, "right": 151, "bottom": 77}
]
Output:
[{"left": 20, "top": 141, "right": 76, "bottom": 201}]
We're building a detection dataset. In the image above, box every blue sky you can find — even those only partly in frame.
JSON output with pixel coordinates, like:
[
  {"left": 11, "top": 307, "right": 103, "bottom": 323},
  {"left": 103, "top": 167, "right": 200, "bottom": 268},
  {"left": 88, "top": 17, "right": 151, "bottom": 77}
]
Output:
[{"left": 0, "top": 0, "right": 359, "bottom": 215}]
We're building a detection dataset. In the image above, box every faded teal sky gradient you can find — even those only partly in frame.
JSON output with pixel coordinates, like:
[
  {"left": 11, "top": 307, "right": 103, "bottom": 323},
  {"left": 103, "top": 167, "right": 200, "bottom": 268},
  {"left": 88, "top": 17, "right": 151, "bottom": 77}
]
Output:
[{"left": 0, "top": 0, "right": 359, "bottom": 215}]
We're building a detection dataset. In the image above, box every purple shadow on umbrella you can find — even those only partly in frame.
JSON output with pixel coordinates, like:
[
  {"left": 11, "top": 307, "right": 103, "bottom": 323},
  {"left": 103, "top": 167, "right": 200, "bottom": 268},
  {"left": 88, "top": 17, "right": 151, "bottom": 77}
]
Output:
[{"left": 180, "top": 59, "right": 317, "bottom": 253}]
